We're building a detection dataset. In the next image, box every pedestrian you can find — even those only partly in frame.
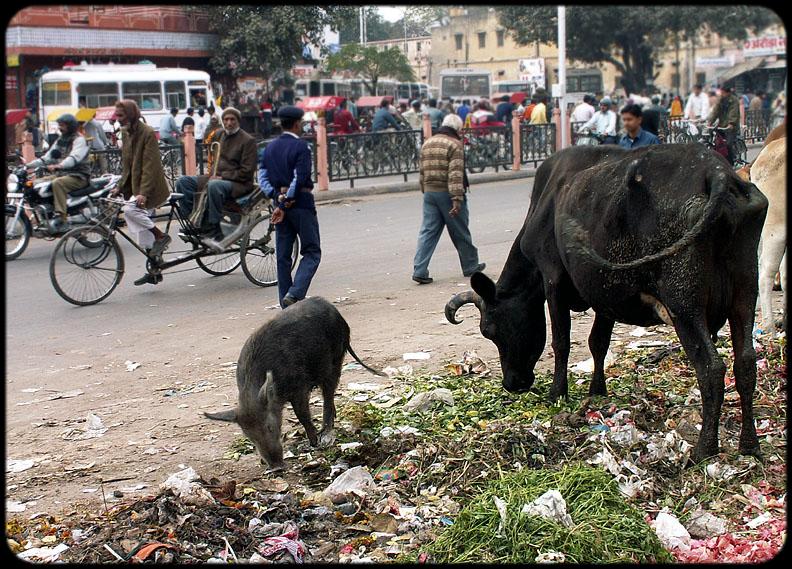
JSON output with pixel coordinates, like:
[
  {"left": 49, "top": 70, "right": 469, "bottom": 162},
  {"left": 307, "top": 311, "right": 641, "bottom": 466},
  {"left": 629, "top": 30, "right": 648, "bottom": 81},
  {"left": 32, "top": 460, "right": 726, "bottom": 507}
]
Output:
[
  {"left": 426, "top": 98, "right": 444, "bottom": 131},
  {"left": 749, "top": 90, "right": 764, "bottom": 112},
  {"left": 684, "top": 84, "right": 710, "bottom": 121},
  {"left": 669, "top": 95, "right": 683, "bottom": 118},
  {"left": 571, "top": 94, "right": 596, "bottom": 124},
  {"left": 641, "top": 95, "right": 667, "bottom": 137},
  {"left": 457, "top": 99, "right": 472, "bottom": 123},
  {"left": 529, "top": 94, "right": 548, "bottom": 124},
  {"left": 707, "top": 85, "right": 741, "bottom": 164},
  {"left": 23, "top": 109, "right": 40, "bottom": 149},
  {"left": 770, "top": 91, "right": 785, "bottom": 128},
  {"left": 159, "top": 107, "right": 180, "bottom": 144},
  {"left": 522, "top": 97, "right": 537, "bottom": 122},
  {"left": 181, "top": 107, "right": 195, "bottom": 133},
  {"left": 258, "top": 106, "right": 321, "bottom": 308},
  {"left": 110, "top": 100, "right": 172, "bottom": 286},
  {"left": 194, "top": 107, "right": 207, "bottom": 144},
  {"left": 333, "top": 98, "right": 361, "bottom": 135},
  {"left": 348, "top": 96, "right": 359, "bottom": 120},
  {"left": 412, "top": 113, "right": 485, "bottom": 285},
  {"left": 618, "top": 104, "right": 660, "bottom": 148},
  {"left": 80, "top": 114, "right": 109, "bottom": 173},
  {"left": 372, "top": 99, "right": 401, "bottom": 131},
  {"left": 261, "top": 97, "right": 274, "bottom": 138},
  {"left": 402, "top": 100, "right": 423, "bottom": 130},
  {"left": 495, "top": 94, "right": 513, "bottom": 123}
]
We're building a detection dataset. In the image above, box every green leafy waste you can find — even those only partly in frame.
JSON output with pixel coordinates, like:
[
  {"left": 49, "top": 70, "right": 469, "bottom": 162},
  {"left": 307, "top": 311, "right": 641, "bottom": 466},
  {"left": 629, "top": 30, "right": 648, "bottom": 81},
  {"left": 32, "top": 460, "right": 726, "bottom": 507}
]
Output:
[{"left": 425, "top": 465, "right": 673, "bottom": 564}]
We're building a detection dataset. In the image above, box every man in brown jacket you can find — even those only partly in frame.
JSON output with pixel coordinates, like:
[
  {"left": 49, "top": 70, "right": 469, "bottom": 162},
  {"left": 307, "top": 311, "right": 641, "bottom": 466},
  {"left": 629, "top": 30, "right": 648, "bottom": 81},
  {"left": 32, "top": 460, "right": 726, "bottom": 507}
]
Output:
[
  {"left": 112, "top": 99, "right": 172, "bottom": 286},
  {"left": 176, "top": 107, "right": 258, "bottom": 240},
  {"left": 412, "top": 113, "right": 485, "bottom": 284}
]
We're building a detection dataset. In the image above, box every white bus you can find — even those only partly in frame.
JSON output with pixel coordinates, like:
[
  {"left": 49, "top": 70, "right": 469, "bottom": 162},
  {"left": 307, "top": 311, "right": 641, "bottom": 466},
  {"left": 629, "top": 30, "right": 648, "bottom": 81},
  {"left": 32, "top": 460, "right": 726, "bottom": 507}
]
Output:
[
  {"left": 439, "top": 68, "right": 492, "bottom": 103},
  {"left": 493, "top": 80, "right": 532, "bottom": 94},
  {"left": 294, "top": 78, "right": 351, "bottom": 99},
  {"left": 39, "top": 62, "right": 215, "bottom": 138}
]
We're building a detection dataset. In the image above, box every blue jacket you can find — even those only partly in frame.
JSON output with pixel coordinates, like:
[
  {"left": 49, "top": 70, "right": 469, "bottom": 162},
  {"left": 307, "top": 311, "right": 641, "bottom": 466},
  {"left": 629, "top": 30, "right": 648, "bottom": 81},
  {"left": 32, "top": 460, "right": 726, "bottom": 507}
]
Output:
[
  {"left": 457, "top": 104, "right": 471, "bottom": 122},
  {"left": 258, "top": 133, "right": 315, "bottom": 210},
  {"left": 618, "top": 128, "right": 660, "bottom": 149},
  {"left": 496, "top": 101, "right": 514, "bottom": 123},
  {"left": 372, "top": 108, "right": 400, "bottom": 131}
]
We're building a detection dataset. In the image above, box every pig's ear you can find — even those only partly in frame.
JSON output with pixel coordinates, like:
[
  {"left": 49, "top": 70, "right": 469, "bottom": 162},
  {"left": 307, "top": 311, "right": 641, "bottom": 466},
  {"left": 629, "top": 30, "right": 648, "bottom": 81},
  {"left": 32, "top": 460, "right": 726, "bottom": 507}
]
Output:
[
  {"left": 257, "top": 370, "right": 276, "bottom": 405},
  {"left": 204, "top": 409, "right": 237, "bottom": 422}
]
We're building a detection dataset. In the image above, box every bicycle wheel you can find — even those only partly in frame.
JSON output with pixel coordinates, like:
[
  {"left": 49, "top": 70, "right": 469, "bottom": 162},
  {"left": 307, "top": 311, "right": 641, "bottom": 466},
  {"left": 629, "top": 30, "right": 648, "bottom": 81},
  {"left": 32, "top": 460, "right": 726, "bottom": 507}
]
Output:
[
  {"left": 5, "top": 205, "right": 31, "bottom": 261},
  {"left": 194, "top": 246, "right": 242, "bottom": 275},
  {"left": 240, "top": 213, "right": 299, "bottom": 287},
  {"left": 50, "top": 225, "right": 124, "bottom": 306}
]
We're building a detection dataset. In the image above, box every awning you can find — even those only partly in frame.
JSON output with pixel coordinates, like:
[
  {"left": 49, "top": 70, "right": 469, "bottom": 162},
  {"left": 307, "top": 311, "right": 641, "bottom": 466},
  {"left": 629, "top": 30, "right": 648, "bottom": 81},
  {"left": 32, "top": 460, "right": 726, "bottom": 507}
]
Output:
[
  {"left": 6, "top": 108, "right": 28, "bottom": 126},
  {"left": 356, "top": 95, "right": 393, "bottom": 107},
  {"left": 761, "top": 59, "right": 787, "bottom": 70},
  {"left": 295, "top": 96, "right": 345, "bottom": 111},
  {"left": 94, "top": 106, "right": 117, "bottom": 121},
  {"left": 717, "top": 58, "right": 766, "bottom": 83},
  {"left": 46, "top": 108, "right": 79, "bottom": 121}
]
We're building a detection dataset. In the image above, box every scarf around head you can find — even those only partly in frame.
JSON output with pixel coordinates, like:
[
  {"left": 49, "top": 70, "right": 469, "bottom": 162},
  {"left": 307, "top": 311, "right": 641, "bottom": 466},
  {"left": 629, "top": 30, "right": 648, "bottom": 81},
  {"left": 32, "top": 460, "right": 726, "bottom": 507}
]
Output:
[{"left": 115, "top": 99, "right": 142, "bottom": 133}]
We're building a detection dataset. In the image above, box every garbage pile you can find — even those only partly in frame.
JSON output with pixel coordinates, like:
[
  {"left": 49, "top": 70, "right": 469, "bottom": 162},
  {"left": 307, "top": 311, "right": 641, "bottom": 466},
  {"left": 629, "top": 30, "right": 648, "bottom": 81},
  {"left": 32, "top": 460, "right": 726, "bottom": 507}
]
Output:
[{"left": 6, "top": 333, "right": 785, "bottom": 563}]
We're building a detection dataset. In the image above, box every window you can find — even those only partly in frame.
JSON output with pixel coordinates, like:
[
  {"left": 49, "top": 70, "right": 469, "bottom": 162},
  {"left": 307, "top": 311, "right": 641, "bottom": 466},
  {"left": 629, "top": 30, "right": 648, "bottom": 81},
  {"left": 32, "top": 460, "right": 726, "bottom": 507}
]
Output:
[
  {"left": 671, "top": 73, "right": 680, "bottom": 89},
  {"left": 164, "top": 81, "right": 186, "bottom": 109},
  {"left": 187, "top": 80, "right": 208, "bottom": 108},
  {"left": 455, "top": 33, "right": 463, "bottom": 51},
  {"left": 579, "top": 75, "right": 602, "bottom": 93},
  {"left": 76, "top": 82, "right": 119, "bottom": 107},
  {"left": 416, "top": 41, "right": 421, "bottom": 52},
  {"left": 478, "top": 32, "right": 486, "bottom": 49},
  {"left": 696, "top": 72, "right": 707, "bottom": 86},
  {"left": 42, "top": 81, "right": 73, "bottom": 106},
  {"left": 122, "top": 81, "right": 162, "bottom": 110},
  {"left": 497, "top": 29, "right": 505, "bottom": 47}
]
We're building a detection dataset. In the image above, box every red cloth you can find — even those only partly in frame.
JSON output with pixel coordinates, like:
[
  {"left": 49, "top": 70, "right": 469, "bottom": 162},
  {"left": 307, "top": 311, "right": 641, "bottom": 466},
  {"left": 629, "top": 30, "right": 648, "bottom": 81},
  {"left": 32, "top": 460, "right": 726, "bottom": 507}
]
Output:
[{"left": 333, "top": 109, "right": 360, "bottom": 134}]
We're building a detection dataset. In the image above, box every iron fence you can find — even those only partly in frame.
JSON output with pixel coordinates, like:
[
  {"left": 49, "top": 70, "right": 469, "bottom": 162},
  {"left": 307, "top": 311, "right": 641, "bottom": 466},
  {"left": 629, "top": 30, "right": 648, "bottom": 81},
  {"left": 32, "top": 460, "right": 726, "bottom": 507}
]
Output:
[
  {"left": 251, "top": 136, "right": 318, "bottom": 183},
  {"left": 327, "top": 129, "right": 423, "bottom": 183},
  {"left": 518, "top": 123, "right": 556, "bottom": 166},
  {"left": 743, "top": 109, "right": 771, "bottom": 143},
  {"left": 87, "top": 143, "right": 184, "bottom": 189},
  {"left": 461, "top": 126, "right": 514, "bottom": 173}
]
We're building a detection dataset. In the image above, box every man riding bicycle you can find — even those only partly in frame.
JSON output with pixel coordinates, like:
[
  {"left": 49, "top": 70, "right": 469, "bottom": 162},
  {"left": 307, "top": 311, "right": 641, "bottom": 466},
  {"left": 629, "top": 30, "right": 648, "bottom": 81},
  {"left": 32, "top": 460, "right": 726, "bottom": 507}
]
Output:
[{"left": 707, "top": 85, "right": 741, "bottom": 165}]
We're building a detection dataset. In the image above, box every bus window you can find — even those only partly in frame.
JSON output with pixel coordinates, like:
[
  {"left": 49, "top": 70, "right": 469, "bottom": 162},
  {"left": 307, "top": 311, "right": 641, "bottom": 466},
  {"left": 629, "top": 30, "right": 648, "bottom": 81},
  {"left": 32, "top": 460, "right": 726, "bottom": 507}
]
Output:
[
  {"left": 397, "top": 84, "right": 410, "bottom": 99},
  {"left": 188, "top": 80, "right": 208, "bottom": 108},
  {"left": 122, "top": 81, "right": 163, "bottom": 110},
  {"left": 309, "top": 81, "right": 321, "bottom": 97},
  {"left": 165, "top": 81, "right": 187, "bottom": 109},
  {"left": 42, "top": 81, "right": 72, "bottom": 106},
  {"left": 321, "top": 82, "right": 336, "bottom": 96},
  {"left": 76, "top": 82, "right": 119, "bottom": 107},
  {"left": 294, "top": 81, "right": 308, "bottom": 98}
]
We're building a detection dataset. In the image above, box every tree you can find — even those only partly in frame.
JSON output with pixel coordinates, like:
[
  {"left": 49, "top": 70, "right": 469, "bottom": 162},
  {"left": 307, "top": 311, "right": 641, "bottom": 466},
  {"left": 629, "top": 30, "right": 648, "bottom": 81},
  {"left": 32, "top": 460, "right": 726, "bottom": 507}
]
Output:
[
  {"left": 337, "top": 7, "right": 398, "bottom": 45},
  {"left": 324, "top": 44, "right": 416, "bottom": 95},
  {"left": 198, "top": 6, "right": 355, "bottom": 83},
  {"left": 498, "top": 6, "right": 780, "bottom": 93}
]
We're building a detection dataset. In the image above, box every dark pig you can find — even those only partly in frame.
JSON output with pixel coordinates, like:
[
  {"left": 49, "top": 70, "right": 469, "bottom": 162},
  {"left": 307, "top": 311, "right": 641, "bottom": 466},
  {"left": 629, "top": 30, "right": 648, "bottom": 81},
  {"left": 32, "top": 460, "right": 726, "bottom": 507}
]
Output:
[{"left": 205, "top": 297, "right": 383, "bottom": 470}]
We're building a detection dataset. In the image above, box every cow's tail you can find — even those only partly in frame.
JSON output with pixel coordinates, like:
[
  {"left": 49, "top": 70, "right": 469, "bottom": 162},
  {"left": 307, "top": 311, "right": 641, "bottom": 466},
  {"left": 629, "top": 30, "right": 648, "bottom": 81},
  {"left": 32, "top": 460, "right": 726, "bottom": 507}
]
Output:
[
  {"left": 346, "top": 343, "right": 387, "bottom": 377},
  {"left": 561, "top": 170, "right": 732, "bottom": 271}
]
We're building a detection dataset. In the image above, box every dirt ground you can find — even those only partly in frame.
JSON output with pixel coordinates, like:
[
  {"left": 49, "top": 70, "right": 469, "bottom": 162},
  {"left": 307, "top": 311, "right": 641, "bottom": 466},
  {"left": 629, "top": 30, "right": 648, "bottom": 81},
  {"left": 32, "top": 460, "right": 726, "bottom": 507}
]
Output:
[{"left": 5, "top": 278, "right": 708, "bottom": 518}]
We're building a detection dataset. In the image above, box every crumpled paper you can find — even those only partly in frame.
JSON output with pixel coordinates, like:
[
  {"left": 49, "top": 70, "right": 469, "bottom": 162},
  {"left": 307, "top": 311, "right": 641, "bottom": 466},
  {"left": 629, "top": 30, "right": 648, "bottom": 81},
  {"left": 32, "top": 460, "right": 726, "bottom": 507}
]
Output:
[
  {"left": 258, "top": 521, "right": 306, "bottom": 563},
  {"left": 61, "top": 414, "right": 108, "bottom": 441},
  {"left": 404, "top": 388, "right": 454, "bottom": 412},
  {"left": 323, "top": 466, "right": 374, "bottom": 504},
  {"left": 520, "top": 489, "right": 574, "bottom": 528},
  {"left": 160, "top": 467, "right": 215, "bottom": 505},
  {"left": 685, "top": 510, "right": 729, "bottom": 539},
  {"left": 444, "top": 350, "right": 490, "bottom": 376},
  {"left": 652, "top": 511, "right": 691, "bottom": 551}
]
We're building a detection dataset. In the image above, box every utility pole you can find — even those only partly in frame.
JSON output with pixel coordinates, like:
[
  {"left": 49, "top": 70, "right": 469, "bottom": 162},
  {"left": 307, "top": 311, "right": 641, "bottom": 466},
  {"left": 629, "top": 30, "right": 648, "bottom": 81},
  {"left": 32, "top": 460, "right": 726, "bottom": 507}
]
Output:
[{"left": 558, "top": 6, "right": 568, "bottom": 148}]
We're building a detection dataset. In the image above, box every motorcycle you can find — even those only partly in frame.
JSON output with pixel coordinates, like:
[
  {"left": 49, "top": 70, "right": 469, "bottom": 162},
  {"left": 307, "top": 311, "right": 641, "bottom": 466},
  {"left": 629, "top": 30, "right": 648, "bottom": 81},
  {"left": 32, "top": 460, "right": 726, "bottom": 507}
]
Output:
[
  {"left": 5, "top": 152, "right": 121, "bottom": 260},
  {"left": 575, "top": 128, "right": 609, "bottom": 146}
]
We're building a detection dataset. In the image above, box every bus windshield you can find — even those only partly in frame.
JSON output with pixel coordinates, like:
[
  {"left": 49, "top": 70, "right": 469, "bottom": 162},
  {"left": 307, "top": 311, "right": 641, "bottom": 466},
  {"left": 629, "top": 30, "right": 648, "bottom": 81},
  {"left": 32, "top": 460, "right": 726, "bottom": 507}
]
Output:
[
  {"left": 42, "top": 81, "right": 73, "bottom": 106},
  {"left": 441, "top": 75, "right": 490, "bottom": 98}
]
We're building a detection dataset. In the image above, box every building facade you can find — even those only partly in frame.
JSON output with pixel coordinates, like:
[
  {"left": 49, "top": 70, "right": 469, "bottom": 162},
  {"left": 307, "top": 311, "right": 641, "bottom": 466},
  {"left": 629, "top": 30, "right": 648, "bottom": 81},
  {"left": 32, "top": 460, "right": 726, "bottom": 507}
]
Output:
[
  {"left": 6, "top": 5, "right": 215, "bottom": 109},
  {"left": 362, "top": 36, "right": 432, "bottom": 83}
]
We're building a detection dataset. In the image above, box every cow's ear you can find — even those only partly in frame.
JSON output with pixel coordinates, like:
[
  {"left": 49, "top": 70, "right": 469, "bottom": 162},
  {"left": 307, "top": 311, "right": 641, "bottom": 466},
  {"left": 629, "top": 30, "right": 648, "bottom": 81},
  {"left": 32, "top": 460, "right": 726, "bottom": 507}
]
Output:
[
  {"left": 471, "top": 272, "right": 497, "bottom": 304},
  {"left": 624, "top": 158, "right": 645, "bottom": 190}
]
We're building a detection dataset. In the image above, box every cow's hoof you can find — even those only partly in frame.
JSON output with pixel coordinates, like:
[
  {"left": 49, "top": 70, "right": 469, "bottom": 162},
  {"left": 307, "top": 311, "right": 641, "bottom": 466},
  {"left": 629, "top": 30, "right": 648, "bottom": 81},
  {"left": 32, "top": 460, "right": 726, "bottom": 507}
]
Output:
[
  {"left": 691, "top": 444, "right": 719, "bottom": 464},
  {"left": 265, "top": 463, "right": 287, "bottom": 474},
  {"left": 548, "top": 389, "right": 568, "bottom": 402},
  {"left": 588, "top": 385, "right": 608, "bottom": 397},
  {"left": 739, "top": 440, "right": 763, "bottom": 461},
  {"left": 318, "top": 429, "right": 336, "bottom": 448}
]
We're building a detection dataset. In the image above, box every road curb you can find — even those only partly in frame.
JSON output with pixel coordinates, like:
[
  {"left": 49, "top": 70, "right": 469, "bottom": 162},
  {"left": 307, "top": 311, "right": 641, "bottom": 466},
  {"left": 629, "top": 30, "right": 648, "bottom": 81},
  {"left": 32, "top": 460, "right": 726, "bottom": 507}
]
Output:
[{"left": 314, "top": 167, "right": 538, "bottom": 202}]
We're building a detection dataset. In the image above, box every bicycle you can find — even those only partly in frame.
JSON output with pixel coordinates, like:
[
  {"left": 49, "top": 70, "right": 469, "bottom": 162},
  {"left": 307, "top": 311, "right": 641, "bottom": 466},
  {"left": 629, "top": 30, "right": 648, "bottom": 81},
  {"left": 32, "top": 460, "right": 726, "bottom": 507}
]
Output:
[
  {"left": 49, "top": 189, "right": 299, "bottom": 306},
  {"left": 697, "top": 124, "right": 748, "bottom": 168}
]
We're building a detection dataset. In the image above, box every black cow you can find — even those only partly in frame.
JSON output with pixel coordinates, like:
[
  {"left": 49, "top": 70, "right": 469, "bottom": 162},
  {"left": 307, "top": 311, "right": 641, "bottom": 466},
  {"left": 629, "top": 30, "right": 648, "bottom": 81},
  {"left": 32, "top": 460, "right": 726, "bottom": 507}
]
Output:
[{"left": 446, "top": 144, "right": 768, "bottom": 462}]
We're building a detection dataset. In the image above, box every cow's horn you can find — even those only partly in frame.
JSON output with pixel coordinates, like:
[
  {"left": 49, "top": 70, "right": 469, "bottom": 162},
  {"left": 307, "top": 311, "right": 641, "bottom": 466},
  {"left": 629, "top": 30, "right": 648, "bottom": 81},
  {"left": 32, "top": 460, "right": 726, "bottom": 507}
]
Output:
[{"left": 445, "top": 291, "right": 484, "bottom": 325}]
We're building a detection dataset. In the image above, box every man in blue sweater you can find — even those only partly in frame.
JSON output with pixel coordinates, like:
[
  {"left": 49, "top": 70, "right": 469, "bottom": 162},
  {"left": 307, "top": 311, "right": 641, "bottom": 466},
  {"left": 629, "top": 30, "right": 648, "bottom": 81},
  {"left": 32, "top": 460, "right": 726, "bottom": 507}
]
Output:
[{"left": 258, "top": 106, "right": 321, "bottom": 308}]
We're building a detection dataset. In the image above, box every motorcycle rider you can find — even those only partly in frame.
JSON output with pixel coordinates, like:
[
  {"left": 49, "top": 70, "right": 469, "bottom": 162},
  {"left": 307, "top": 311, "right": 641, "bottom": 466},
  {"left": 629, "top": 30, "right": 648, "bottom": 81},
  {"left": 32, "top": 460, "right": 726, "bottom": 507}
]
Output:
[
  {"left": 26, "top": 113, "right": 91, "bottom": 233},
  {"left": 578, "top": 97, "right": 618, "bottom": 144}
]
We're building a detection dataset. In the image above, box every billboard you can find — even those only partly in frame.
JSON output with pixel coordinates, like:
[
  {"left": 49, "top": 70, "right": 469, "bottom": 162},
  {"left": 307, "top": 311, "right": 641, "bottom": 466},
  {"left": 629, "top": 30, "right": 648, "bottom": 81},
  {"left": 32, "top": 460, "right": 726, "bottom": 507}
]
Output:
[{"left": 519, "top": 58, "right": 546, "bottom": 90}]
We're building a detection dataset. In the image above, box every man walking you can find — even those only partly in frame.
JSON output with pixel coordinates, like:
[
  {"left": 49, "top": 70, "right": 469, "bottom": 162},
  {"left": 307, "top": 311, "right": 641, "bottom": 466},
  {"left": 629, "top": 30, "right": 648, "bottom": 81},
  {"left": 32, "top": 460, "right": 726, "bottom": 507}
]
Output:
[
  {"left": 402, "top": 100, "right": 423, "bottom": 130},
  {"left": 684, "top": 84, "right": 710, "bottom": 121},
  {"left": 181, "top": 107, "right": 196, "bottom": 133},
  {"left": 426, "top": 98, "right": 444, "bottom": 131},
  {"left": 258, "top": 106, "right": 321, "bottom": 308},
  {"left": 412, "top": 114, "right": 485, "bottom": 284}
]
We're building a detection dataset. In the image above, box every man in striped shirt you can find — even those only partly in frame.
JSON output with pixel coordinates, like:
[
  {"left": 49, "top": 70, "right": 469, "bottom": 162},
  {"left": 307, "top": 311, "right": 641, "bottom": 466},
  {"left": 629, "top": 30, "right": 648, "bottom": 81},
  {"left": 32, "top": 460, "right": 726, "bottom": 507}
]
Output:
[{"left": 412, "top": 114, "right": 485, "bottom": 284}]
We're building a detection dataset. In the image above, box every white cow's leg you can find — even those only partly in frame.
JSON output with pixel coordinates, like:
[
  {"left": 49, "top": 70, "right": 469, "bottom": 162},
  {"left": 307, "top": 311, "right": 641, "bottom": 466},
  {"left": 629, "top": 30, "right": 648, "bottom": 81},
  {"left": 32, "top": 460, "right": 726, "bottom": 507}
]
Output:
[{"left": 758, "top": 231, "right": 786, "bottom": 332}]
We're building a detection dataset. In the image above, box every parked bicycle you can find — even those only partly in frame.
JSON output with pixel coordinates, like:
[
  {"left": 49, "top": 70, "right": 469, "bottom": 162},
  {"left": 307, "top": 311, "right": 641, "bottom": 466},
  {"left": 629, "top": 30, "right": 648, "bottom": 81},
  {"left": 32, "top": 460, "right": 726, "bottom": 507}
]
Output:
[{"left": 48, "top": 189, "right": 298, "bottom": 306}]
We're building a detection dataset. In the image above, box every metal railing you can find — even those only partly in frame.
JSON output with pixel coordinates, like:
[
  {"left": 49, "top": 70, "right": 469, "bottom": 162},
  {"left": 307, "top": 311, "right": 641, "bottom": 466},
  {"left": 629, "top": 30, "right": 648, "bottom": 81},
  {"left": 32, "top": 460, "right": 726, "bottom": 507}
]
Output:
[
  {"left": 327, "top": 129, "right": 423, "bottom": 183},
  {"left": 743, "top": 109, "right": 771, "bottom": 143},
  {"left": 87, "top": 143, "right": 185, "bottom": 189},
  {"left": 462, "top": 126, "right": 514, "bottom": 173},
  {"left": 519, "top": 123, "right": 556, "bottom": 166},
  {"left": 256, "top": 136, "right": 318, "bottom": 183}
]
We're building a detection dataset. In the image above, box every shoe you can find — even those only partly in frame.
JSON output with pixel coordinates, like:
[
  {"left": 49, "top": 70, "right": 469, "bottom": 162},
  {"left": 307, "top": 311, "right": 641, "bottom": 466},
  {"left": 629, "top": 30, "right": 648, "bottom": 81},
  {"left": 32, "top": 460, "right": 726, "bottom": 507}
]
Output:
[
  {"left": 50, "top": 217, "right": 70, "bottom": 235},
  {"left": 201, "top": 223, "right": 224, "bottom": 242},
  {"left": 149, "top": 235, "right": 172, "bottom": 259},
  {"left": 282, "top": 294, "right": 298, "bottom": 308},
  {"left": 463, "top": 263, "right": 486, "bottom": 277},
  {"left": 134, "top": 273, "right": 163, "bottom": 286},
  {"left": 412, "top": 275, "right": 433, "bottom": 285}
]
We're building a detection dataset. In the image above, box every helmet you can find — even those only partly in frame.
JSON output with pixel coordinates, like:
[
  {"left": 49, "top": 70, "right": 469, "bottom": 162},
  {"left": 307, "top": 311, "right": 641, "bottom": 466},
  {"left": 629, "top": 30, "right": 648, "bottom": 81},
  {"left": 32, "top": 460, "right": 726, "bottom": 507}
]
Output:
[
  {"left": 600, "top": 97, "right": 613, "bottom": 106},
  {"left": 56, "top": 113, "right": 79, "bottom": 133}
]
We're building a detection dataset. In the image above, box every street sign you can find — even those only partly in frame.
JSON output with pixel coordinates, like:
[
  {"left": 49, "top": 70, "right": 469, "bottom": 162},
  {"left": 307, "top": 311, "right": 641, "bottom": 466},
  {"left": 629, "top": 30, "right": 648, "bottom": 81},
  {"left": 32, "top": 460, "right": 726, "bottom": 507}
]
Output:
[
  {"left": 743, "top": 35, "right": 786, "bottom": 57},
  {"left": 696, "top": 55, "right": 735, "bottom": 68}
]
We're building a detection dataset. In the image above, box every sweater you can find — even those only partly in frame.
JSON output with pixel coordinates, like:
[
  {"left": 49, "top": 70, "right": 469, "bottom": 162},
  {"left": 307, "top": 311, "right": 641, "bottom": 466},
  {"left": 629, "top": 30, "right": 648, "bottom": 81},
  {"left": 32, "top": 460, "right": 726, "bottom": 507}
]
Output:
[{"left": 419, "top": 131, "right": 465, "bottom": 201}]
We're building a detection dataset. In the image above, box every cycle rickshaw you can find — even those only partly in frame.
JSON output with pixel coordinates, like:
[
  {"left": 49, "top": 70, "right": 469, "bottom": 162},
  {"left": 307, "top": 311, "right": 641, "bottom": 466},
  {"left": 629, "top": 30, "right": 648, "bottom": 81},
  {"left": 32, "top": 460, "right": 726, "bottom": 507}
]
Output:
[{"left": 48, "top": 186, "right": 298, "bottom": 306}]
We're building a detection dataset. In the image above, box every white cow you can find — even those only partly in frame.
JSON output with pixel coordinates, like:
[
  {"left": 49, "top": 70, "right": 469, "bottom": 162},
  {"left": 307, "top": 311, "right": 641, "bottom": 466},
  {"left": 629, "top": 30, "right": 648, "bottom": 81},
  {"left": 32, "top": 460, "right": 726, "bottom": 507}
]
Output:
[{"left": 750, "top": 137, "right": 786, "bottom": 333}]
